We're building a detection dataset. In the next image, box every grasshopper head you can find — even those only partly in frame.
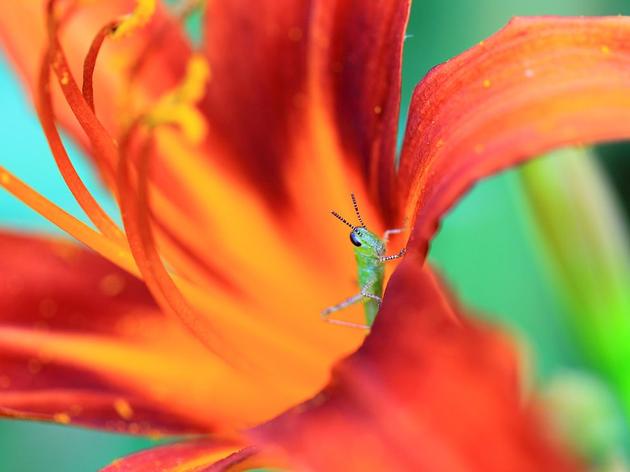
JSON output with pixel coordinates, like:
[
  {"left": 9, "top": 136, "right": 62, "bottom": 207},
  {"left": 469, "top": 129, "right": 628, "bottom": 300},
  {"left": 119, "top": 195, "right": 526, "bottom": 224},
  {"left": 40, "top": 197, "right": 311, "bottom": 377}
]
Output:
[
  {"left": 349, "top": 227, "right": 385, "bottom": 257},
  {"left": 331, "top": 193, "right": 385, "bottom": 258}
]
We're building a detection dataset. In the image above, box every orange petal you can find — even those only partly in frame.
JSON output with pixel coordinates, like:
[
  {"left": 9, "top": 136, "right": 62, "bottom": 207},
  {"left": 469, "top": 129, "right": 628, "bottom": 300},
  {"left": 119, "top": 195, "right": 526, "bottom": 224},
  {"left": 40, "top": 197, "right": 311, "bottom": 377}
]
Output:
[
  {"left": 99, "top": 439, "right": 248, "bottom": 472},
  {"left": 251, "top": 256, "right": 579, "bottom": 471},
  {"left": 398, "top": 17, "right": 630, "bottom": 256}
]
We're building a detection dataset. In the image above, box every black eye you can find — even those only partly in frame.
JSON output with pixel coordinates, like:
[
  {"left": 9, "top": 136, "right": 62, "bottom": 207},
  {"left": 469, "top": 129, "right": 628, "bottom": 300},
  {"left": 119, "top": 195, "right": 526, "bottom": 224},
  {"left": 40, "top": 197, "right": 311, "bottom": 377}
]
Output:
[{"left": 350, "top": 231, "right": 362, "bottom": 247}]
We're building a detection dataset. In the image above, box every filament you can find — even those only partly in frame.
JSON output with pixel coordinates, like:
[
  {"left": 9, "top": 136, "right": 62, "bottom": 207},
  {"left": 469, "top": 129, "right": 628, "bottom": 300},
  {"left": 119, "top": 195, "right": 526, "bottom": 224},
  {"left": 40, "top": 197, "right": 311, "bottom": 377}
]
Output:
[{"left": 116, "top": 128, "right": 226, "bottom": 356}]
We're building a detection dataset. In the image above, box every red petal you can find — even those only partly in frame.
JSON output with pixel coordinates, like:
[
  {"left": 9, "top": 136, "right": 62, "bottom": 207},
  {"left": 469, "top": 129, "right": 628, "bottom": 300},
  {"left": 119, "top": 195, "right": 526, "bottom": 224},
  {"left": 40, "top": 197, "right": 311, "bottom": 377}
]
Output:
[
  {"left": 99, "top": 439, "right": 248, "bottom": 472},
  {"left": 398, "top": 17, "right": 630, "bottom": 256},
  {"left": 315, "top": 0, "right": 410, "bottom": 219},
  {"left": 203, "top": 0, "right": 409, "bottom": 214},
  {"left": 251, "top": 256, "right": 578, "bottom": 471},
  {"left": 0, "top": 231, "right": 242, "bottom": 434}
]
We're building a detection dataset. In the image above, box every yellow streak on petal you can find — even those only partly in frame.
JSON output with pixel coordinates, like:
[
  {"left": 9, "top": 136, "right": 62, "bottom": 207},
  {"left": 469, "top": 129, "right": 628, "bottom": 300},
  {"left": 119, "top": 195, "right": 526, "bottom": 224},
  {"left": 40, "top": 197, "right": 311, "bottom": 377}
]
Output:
[{"left": 112, "top": 0, "right": 156, "bottom": 39}]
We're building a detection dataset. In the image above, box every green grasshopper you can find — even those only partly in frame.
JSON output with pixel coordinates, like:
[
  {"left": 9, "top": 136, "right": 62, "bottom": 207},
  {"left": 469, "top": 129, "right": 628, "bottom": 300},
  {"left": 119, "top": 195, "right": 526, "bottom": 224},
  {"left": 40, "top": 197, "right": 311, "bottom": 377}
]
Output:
[{"left": 322, "top": 193, "right": 406, "bottom": 329}]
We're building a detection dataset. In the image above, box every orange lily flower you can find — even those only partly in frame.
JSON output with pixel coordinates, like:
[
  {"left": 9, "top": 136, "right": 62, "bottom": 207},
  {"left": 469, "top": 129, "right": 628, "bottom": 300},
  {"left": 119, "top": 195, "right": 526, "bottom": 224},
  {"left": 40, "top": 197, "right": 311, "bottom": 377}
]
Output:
[{"left": 1, "top": 0, "right": 630, "bottom": 469}]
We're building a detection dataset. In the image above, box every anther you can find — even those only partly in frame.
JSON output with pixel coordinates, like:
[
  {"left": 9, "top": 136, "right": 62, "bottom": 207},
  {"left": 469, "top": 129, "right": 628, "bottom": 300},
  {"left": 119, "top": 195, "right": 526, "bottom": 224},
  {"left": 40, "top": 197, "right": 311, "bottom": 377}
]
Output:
[
  {"left": 144, "top": 54, "right": 211, "bottom": 143},
  {"left": 111, "top": 0, "right": 156, "bottom": 39}
]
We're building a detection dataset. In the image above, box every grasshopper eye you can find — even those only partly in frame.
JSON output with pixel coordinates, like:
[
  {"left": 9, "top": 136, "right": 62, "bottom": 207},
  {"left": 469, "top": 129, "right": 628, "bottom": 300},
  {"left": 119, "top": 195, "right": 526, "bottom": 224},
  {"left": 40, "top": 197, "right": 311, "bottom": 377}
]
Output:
[{"left": 350, "top": 231, "right": 362, "bottom": 247}]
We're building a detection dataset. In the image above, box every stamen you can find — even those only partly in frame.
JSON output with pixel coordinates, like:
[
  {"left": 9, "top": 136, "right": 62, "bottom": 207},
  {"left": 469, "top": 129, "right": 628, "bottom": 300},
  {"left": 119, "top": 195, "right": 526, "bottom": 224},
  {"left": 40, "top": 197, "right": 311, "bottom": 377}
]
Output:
[
  {"left": 39, "top": 2, "right": 123, "bottom": 241},
  {"left": 125, "top": 0, "right": 205, "bottom": 83},
  {"left": 112, "top": 50, "right": 225, "bottom": 355},
  {"left": 0, "top": 166, "right": 231, "bottom": 334},
  {"left": 40, "top": 1, "right": 229, "bottom": 357},
  {"left": 145, "top": 55, "right": 211, "bottom": 144},
  {"left": 116, "top": 130, "right": 225, "bottom": 356},
  {"left": 0, "top": 167, "right": 136, "bottom": 276},
  {"left": 82, "top": 21, "right": 117, "bottom": 112},
  {"left": 45, "top": 0, "right": 119, "bottom": 179},
  {"left": 173, "top": 55, "right": 211, "bottom": 103},
  {"left": 149, "top": 105, "right": 207, "bottom": 144},
  {"left": 83, "top": 0, "right": 165, "bottom": 112},
  {"left": 111, "top": 0, "right": 156, "bottom": 39},
  {"left": 0, "top": 165, "right": 246, "bottom": 355}
]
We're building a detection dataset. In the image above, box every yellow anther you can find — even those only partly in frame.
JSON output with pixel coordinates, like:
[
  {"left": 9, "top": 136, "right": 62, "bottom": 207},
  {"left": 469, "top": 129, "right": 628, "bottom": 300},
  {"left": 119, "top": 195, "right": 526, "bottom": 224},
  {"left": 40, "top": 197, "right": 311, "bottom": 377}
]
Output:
[
  {"left": 145, "top": 54, "right": 211, "bottom": 144},
  {"left": 177, "top": 55, "right": 211, "bottom": 103},
  {"left": 112, "top": 0, "right": 156, "bottom": 39},
  {"left": 149, "top": 105, "right": 207, "bottom": 143}
]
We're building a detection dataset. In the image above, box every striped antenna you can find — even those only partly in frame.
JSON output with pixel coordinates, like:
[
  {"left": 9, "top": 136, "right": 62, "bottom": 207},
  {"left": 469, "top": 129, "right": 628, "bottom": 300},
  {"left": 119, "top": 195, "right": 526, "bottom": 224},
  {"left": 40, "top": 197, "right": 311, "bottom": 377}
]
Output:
[
  {"left": 331, "top": 211, "right": 355, "bottom": 229},
  {"left": 350, "top": 193, "right": 365, "bottom": 228}
]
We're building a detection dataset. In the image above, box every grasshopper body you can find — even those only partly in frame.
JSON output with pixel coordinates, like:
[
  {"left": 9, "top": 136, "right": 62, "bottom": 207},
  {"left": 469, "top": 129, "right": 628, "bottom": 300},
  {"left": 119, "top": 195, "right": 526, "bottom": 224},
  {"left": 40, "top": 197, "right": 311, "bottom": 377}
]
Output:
[
  {"left": 322, "top": 194, "right": 405, "bottom": 328},
  {"left": 351, "top": 227, "right": 385, "bottom": 326}
]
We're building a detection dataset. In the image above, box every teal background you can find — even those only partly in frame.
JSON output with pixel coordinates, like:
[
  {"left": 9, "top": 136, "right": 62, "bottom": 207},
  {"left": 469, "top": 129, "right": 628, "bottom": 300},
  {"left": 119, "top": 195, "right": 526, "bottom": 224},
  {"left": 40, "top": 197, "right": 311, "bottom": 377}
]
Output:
[{"left": 1, "top": 0, "right": 630, "bottom": 470}]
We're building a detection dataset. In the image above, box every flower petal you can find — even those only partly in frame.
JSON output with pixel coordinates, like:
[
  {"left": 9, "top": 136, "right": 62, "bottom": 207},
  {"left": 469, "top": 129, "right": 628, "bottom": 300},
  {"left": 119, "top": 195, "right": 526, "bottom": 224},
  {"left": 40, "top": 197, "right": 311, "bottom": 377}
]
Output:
[
  {"left": 0, "top": 231, "right": 259, "bottom": 433},
  {"left": 0, "top": 230, "right": 194, "bottom": 433},
  {"left": 0, "top": 231, "right": 374, "bottom": 431},
  {"left": 398, "top": 17, "right": 630, "bottom": 256},
  {"left": 99, "top": 439, "right": 247, "bottom": 472},
  {"left": 251, "top": 256, "right": 578, "bottom": 471},
  {"left": 203, "top": 0, "right": 409, "bottom": 216},
  {"left": 313, "top": 0, "right": 410, "bottom": 218},
  {"left": 1, "top": 0, "right": 372, "bottom": 383}
]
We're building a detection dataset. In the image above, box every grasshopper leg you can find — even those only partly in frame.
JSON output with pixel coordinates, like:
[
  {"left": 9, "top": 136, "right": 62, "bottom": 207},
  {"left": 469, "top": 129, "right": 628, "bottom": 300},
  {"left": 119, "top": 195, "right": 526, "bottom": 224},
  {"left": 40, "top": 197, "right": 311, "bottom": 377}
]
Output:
[
  {"left": 321, "top": 278, "right": 379, "bottom": 329},
  {"left": 382, "top": 227, "right": 406, "bottom": 245},
  {"left": 324, "top": 319, "right": 370, "bottom": 330},
  {"left": 380, "top": 247, "right": 406, "bottom": 263},
  {"left": 382, "top": 225, "right": 407, "bottom": 262},
  {"left": 321, "top": 292, "right": 365, "bottom": 316}
]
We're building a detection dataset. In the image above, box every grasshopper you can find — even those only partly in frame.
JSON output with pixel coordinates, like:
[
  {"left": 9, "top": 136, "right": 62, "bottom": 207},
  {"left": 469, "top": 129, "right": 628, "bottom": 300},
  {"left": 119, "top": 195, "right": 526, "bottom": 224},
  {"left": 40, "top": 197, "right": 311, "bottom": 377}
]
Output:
[{"left": 322, "top": 193, "right": 406, "bottom": 329}]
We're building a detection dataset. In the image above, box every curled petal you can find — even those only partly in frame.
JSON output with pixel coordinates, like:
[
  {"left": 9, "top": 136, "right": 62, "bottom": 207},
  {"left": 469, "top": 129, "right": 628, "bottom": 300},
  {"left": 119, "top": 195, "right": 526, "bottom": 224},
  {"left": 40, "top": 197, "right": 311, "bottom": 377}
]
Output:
[
  {"left": 99, "top": 439, "right": 247, "bottom": 472},
  {"left": 398, "top": 17, "right": 630, "bottom": 256},
  {"left": 251, "top": 256, "right": 578, "bottom": 471}
]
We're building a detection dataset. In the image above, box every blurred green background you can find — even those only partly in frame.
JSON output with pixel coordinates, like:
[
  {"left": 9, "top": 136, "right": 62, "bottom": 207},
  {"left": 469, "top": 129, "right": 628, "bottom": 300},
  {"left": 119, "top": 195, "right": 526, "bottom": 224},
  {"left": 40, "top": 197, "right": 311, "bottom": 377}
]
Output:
[{"left": 1, "top": 0, "right": 630, "bottom": 470}]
